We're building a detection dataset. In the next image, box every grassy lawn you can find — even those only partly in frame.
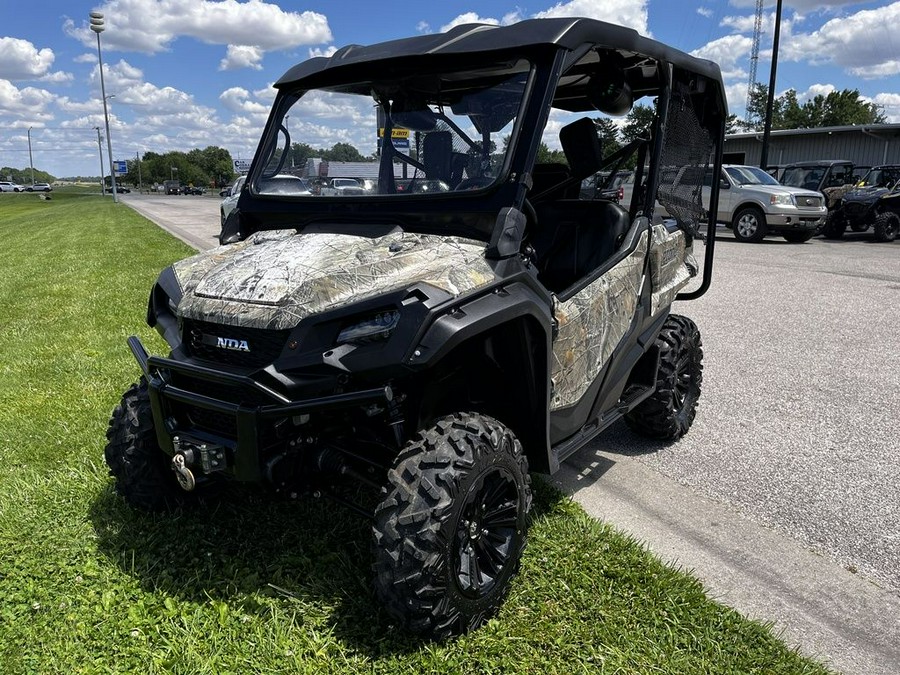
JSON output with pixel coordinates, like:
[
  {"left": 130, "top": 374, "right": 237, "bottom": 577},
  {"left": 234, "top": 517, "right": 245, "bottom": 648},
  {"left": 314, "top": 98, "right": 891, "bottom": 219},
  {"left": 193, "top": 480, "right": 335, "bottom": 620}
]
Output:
[{"left": 0, "top": 191, "right": 830, "bottom": 674}]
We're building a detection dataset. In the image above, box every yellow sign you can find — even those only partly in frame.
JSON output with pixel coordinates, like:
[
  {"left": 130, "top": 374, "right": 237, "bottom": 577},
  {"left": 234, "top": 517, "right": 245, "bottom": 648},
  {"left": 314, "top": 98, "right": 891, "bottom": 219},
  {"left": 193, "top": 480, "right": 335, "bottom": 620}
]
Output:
[{"left": 378, "top": 128, "right": 410, "bottom": 139}]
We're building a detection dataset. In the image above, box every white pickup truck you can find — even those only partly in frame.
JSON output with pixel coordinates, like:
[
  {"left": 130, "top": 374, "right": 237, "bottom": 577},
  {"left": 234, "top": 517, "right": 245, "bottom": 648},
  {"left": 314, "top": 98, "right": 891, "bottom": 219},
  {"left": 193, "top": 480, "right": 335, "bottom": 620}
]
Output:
[
  {"left": 623, "top": 164, "right": 827, "bottom": 243},
  {"left": 712, "top": 165, "right": 826, "bottom": 243}
]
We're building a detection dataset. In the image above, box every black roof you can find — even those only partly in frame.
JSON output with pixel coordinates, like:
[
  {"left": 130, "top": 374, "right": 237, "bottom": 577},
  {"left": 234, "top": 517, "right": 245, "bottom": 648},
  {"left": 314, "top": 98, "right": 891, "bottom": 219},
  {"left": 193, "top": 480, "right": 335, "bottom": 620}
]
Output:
[
  {"left": 275, "top": 17, "right": 724, "bottom": 92},
  {"left": 783, "top": 160, "right": 854, "bottom": 167}
]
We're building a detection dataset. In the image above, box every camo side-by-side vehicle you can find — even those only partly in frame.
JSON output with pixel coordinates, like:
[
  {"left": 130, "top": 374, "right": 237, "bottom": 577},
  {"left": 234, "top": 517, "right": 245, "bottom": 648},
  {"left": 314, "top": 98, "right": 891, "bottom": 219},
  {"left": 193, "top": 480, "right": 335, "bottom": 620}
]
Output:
[{"left": 105, "top": 18, "right": 727, "bottom": 638}]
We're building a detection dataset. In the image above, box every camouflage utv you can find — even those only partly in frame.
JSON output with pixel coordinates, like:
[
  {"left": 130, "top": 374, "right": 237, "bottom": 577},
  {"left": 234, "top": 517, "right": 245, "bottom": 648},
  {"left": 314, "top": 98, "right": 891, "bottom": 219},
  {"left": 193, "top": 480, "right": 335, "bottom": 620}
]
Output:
[{"left": 105, "top": 18, "right": 727, "bottom": 639}]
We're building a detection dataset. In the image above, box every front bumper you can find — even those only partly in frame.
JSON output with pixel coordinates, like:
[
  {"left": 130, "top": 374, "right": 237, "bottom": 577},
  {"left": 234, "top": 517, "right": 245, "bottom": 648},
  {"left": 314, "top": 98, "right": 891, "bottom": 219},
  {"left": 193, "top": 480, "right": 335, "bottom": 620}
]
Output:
[
  {"left": 127, "top": 336, "right": 392, "bottom": 482},
  {"left": 765, "top": 207, "right": 826, "bottom": 230}
]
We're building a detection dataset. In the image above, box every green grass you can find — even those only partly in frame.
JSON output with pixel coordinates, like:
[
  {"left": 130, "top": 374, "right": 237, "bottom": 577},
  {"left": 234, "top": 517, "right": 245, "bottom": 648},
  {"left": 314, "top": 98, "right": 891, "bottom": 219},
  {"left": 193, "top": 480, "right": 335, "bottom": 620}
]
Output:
[{"left": 0, "top": 193, "right": 830, "bottom": 674}]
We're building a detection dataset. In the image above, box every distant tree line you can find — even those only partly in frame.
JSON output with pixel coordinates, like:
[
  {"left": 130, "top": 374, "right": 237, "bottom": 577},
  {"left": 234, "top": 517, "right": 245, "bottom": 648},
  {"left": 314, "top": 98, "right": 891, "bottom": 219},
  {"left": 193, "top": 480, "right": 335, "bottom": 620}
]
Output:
[
  {"left": 729, "top": 85, "right": 886, "bottom": 133},
  {"left": 1, "top": 167, "right": 56, "bottom": 184}
]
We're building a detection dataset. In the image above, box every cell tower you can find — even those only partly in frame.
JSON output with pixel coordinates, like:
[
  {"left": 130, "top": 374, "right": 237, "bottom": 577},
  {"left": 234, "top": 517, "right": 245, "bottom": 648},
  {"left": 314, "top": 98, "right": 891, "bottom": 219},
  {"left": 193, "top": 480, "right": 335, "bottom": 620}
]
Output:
[{"left": 745, "top": 0, "right": 764, "bottom": 122}]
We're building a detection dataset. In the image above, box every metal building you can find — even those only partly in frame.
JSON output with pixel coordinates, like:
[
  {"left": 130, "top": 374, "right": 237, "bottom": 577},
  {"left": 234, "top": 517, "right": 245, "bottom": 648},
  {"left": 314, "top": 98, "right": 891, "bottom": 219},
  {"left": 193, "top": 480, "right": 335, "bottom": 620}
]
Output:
[{"left": 723, "top": 123, "right": 900, "bottom": 170}]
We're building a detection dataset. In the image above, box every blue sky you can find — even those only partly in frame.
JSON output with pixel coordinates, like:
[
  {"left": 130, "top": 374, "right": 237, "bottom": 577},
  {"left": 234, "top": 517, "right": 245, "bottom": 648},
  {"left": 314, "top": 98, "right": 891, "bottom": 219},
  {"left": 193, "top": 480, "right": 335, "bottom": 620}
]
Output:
[{"left": 2, "top": 0, "right": 898, "bottom": 179}]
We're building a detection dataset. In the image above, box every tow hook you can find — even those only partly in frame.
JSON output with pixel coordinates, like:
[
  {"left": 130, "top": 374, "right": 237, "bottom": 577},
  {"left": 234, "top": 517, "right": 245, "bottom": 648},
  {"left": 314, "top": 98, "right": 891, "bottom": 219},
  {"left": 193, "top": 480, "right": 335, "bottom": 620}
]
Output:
[{"left": 171, "top": 453, "right": 196, "bottom": 491}]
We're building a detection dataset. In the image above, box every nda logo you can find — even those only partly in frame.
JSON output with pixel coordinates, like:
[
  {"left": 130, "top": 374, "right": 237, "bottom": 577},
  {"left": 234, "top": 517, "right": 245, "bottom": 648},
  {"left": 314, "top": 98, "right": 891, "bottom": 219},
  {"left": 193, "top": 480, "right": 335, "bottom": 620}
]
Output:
[{"left": 216, "top": 337, "right": 250, "bottom": 352}]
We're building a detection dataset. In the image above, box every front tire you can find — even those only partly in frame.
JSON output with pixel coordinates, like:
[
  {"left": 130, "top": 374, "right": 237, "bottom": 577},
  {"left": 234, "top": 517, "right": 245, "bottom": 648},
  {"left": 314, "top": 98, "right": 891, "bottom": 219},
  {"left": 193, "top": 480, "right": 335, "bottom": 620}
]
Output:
[
  {"left": 732, "top": 206, "right": 767, "bottom": 242},
  {"left": 104, "top": 379, "right": 196, "bottom": 511},
  {"left": 373, "top": 413, "right": 531, "bottom": 640},
  {"left": 625, "top": 314, "right": 703, "bottom": 440},
  {"left": 873, "top": 212, "right": 899, "bottom": 242}
]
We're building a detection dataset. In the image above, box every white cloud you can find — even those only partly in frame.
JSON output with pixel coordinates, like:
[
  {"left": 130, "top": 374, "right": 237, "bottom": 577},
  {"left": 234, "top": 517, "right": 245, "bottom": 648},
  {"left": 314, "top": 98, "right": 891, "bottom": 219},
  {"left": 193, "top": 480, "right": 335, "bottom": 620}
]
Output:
[
  {"left": 697, "top": 7, "right": 713, "bottom": 19},
  {"left": 691, "top": 34, "right": 753, "bottom": 80},
  {"left": 0, "top": 79, "right": 56, "bottom": 117},
  {"left": 416, "top": 21, "right": 431, "bottom": 33},
  {"left": 219, "top": 87, "right": 268, "bottom": 115},
  {"left": 0, "top": 37, "right": 66, "bottom": 81},
  {"left": 308, "top": 46, "right": 338, "bottom": 59},
  {"left": 440, "top": 12, "right": 502, "bottom": 32},
  {"left": 64, "top": 0, "right": 332, "bottom": 67},
  {"left": 870, "top": 92, "right": 900, "bottom": 123},
  {"left": 780, "top": 2, "right": 900, "bottom": 77},
  {"left": 534, "top": 0, "right": 649, "bottom": 34},
  {"left": 219, "top": 45, "right": 264, "bottom": 71}
]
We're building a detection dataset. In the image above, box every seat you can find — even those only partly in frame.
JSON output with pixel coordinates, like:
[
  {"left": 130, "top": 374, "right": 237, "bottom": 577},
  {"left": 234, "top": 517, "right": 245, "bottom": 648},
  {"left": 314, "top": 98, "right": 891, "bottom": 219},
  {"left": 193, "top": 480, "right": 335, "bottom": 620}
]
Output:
[{"left": 531, "top": 199, "right": 631, "bottom": 293}]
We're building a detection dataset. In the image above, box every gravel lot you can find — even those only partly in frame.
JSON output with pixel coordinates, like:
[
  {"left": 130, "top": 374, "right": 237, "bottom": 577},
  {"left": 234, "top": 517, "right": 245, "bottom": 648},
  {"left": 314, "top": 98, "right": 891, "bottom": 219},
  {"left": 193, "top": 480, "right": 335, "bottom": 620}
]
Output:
[
  {"left": 595, "top": 228, "right": 900, "bottom": 594},
  {"left": 122, "top": 193, "right": 900, "bottom": 595}
]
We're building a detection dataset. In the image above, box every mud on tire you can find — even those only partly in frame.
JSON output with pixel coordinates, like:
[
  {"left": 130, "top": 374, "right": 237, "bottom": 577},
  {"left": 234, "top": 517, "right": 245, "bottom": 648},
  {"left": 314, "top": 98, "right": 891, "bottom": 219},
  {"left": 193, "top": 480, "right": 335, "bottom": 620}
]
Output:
[
  {"left": 372, "top": 413, "right": 531, "bottom": 640},
  {"left": 625, "top": 314, "right": 703, "bottom": 440},
  {"left": 105, "top": 378, "right": 197, "bottom": 511}
]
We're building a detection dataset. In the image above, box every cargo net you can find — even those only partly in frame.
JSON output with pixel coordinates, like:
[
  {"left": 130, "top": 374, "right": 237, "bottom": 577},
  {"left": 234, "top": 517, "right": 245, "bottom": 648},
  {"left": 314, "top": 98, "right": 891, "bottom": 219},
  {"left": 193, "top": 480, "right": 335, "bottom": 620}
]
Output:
[{"left": 656, "top": 83, "right": 715, "bottom": 238}]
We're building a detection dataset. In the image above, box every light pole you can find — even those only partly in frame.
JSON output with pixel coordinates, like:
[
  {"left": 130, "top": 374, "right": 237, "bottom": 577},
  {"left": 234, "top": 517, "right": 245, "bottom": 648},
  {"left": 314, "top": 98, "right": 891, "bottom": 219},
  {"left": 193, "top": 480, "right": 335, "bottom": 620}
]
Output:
[
  {"left": 95, "top": 126, "right": 105, "bottom": 193},
  {"left": 27, "top": 127, "right": 34, "bottom": 186},
  {"left": 90, "top": 11, "right": 118, "bottom": 203}
]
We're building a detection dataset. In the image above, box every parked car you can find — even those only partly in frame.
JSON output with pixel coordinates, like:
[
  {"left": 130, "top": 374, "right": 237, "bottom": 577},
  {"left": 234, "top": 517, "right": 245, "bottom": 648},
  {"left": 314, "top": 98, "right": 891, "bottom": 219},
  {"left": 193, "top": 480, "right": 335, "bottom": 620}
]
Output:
[
  {"left": 822, "top": 165, "right": 900, "bottom": 241},
  {"left": 320, "top": 177, "right": 365, "bottom": 195},
  {"left": 163, "top": 179, "right": 182, "bottom": 195},
  {"left": 0, "top": 181, "right": 24, "bottom": 192},
  {"left": 183, "top": 186, "right": 205, "bottom": 195},
  {"left": 712, "top": 164, "right": 827, "bottom": 242},
  {"left": 25, "top": 182, "right": 52, "bottom": 192},
  {"left": 219, "top": 175, "right": 246, "bottom": 227},
  {"left": 580, "top": 170, "right": 631, "bottom": 202}
]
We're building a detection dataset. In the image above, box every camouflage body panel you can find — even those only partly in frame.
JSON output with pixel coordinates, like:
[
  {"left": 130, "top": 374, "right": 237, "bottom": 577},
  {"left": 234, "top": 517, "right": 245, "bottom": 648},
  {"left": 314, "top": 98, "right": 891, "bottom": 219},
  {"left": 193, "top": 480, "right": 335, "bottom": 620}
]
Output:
[
  {"left": 172, "top": 230, "right": 496, "bottom": 330},
  {"left": 550, "top": 235, "right": 648, "bottom": 410},
  {"left": 822, "top": 184, "right": 856, "bottom": 210},
  {"left": 648, "top": 224, "right": 698, "bottom": 316}
]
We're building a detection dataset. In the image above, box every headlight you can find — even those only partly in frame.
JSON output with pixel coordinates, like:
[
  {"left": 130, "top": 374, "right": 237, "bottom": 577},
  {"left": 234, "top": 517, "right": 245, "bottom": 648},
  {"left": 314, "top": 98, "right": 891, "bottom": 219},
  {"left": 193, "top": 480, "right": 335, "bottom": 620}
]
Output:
[
  {"left": 770, "top": 194, "right": 794, "bottom": 206},
  {"left": 336, "top": 310, "right": 401, "bottom": 345}
]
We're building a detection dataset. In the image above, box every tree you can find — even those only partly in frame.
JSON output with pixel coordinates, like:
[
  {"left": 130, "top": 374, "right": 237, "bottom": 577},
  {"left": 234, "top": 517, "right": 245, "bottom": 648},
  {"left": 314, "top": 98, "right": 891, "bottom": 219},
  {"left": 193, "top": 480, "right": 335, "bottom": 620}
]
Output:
[
  {"left": 743, "top": 85, "right": 885, "bottom": 131},
  {"left": 323, "top": 142, "right": 366, "bottom": 162},
  {"left": 621, "top": 104, "right": 656, "bottom": 145},
  {"left": 593, "top": 117, "right": 622, "bottom": 158}
]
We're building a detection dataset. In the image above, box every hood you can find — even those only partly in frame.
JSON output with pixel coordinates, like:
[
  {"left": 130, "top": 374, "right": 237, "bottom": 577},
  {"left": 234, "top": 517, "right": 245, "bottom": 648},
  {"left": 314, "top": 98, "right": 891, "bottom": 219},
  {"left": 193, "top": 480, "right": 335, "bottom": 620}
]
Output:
[
  {"left": 844, "top": 186, "right": 891, "bottom": 204},
  {"left": 737, "top": 183, "right": 821, "bottom": 200},
  {"left": 172, "top": 230, "right": 496, "bottom": 330}
]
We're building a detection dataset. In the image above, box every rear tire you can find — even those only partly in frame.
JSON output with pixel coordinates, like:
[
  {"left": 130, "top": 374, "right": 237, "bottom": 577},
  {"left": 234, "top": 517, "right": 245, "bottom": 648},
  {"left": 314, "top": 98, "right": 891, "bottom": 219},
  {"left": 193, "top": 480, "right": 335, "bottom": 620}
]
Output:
[
  {"left": 625, "top": 314, "right": 703, "bottom": 440},
  {"left": 873, "top": 212, "right": 899, "bottom": 242},
  {"left": 373, "top": 413, "right": 531, "bottom": 639},
  {"left": 782, "top": 231, "right": 815, "bottom": 243},
  {"left": 732, "top": 207, "right": 767, "bottom": 242},
  {"left": 105, "top": 379, "right": 197, "bottom": 511}
]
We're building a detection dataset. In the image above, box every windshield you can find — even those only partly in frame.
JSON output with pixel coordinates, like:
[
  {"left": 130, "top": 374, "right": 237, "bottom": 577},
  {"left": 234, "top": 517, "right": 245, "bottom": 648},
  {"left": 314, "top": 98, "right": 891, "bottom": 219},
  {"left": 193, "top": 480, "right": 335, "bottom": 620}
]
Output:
[
  {"left": 780, "top": 167, "right": 824, "bottom": 190},
  {"left": 858, "top": 167, "right": 900, "bottom": 189},
  {"left": 253, "top": 61, "right": 531, "bottom": 198},
  {"left": 725, "top": 166, "right": 780, "bottom": 186}
]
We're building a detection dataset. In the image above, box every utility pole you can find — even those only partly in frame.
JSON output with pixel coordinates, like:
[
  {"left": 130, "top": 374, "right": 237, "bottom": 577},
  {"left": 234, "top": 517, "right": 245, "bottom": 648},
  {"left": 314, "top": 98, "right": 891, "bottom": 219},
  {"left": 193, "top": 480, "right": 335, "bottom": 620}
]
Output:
[
  {"left": 90, "top": 11, "right": 118, "bottom": 203},
  {"left": 760, "top": 0, "right": 783, "bottom": 170},
  {"left": 136, "top": 151, "right": 143, "bottom": 192},
  {"left": 27, "top": 127, "right": 35, "bottom": 186},
  {"left": 95, "top": 126, "right": 105, "bottom": 193}
]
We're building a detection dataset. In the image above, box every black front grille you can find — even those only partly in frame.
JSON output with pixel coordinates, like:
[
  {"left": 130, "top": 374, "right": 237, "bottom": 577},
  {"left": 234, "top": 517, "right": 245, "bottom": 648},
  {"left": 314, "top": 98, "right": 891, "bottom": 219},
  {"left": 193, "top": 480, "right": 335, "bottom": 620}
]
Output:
[
  {"left": 844, "top": 202, "right": 869, "bottom": 219},
  {"left": 183, "top": 319, "right": 289, "bottom": 368}
]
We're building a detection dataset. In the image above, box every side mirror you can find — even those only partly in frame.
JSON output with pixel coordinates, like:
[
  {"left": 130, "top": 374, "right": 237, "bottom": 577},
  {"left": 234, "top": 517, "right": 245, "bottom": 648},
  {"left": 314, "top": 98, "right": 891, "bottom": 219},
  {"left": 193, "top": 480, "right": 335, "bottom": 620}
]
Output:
[{"left": 719, "top": 178, "right": 730, "bottom": 189}]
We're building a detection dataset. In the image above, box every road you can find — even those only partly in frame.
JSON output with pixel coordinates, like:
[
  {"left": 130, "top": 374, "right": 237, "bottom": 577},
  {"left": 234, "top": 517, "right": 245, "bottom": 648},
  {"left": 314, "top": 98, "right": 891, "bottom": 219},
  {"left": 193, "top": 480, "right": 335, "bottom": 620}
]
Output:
[{"left": 118, "top": 193, "right": 900, "bottom": 673}]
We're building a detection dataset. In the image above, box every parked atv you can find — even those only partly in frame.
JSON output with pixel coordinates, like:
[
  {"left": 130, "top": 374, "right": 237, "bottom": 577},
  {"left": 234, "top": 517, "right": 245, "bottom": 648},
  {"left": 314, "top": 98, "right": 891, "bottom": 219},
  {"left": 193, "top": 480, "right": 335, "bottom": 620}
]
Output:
[
  {"left": 822, "top": 165, "right": 900, "bottom": 241},
  {"left": 105, "top": 18, "right": 727, "bottom": 639}
]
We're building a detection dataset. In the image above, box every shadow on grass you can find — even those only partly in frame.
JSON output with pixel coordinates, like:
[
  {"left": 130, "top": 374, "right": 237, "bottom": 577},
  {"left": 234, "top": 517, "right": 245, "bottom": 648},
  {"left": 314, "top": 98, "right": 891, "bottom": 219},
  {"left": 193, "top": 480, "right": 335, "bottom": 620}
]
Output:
[{"left": 88, "top": 474, "right": 567, "bottom": 656}]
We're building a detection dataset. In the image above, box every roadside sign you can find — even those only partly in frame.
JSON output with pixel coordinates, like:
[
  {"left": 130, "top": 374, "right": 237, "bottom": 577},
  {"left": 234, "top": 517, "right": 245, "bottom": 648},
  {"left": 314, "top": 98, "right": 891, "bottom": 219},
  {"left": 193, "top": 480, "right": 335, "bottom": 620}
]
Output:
[
  {"left": 233, "top": 159, "right": 251, "bottom": 173},
  {"left": 113, "top": 160, "right": 127, "bottom": 176}
]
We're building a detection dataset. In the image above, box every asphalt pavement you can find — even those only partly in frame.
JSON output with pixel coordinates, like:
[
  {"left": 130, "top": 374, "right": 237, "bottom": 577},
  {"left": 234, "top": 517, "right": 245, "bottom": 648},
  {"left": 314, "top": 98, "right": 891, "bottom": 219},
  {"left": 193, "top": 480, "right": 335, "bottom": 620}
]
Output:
[{"left": 118, "top": 193, "right": 900, "bottom": 674}]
